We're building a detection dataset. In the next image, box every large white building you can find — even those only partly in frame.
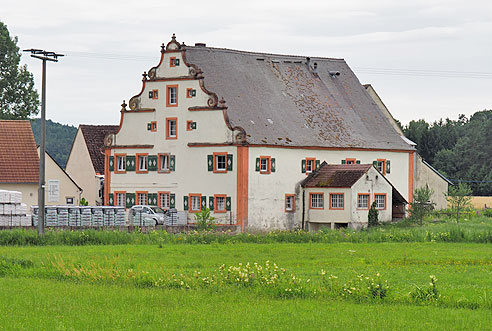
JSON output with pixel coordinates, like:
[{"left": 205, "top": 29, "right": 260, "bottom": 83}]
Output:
[{"left": 104, "top": 35, "right": 417, "bottom": 231}]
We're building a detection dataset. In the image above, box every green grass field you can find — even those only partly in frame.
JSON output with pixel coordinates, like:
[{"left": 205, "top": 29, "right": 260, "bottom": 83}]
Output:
[{"left": 2, "top": 242, "right": 492, "bottom": 330}]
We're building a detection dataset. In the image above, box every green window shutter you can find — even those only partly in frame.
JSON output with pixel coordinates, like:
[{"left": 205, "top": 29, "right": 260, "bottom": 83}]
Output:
[
  {"left": 148, "top": 193, "right": 158, "bottom": 205},
  {"left": 148, "top": 155, "right": 158, "bottom": 171},
  {"left": 127, "top": 156, "right": 136, "bottom": 171},
  {"left": 149, "top": 91, "right": 153, "bottom": 98},
  {"left": 147, "top": 123, "right": 151, "bottom": 130},
  {"left": 170, "top": 194, "right": 175, "bottom": 208},
  {"left": 209, "top": 196, "right": 214, "bottom": 210},
  {"left": 227, "top": 154, "right": 233, "bottom": 171},
  {"left": 183, "top": 196, "right": 188, "bottom": 210},
  {"left": 386, "top": 160, "right": 391, "bottom": 174},
  {"left": 301, "top": 159, "right": 306, "bottom": 173},
  {"left": 207, "top": 155, "right": 213, "bottom": 171},
  {"left": 356, "top": 160, "right": 361, "bottom": 164},
  {"left": 316, "top": 160, "right": 320, "bottom": 169},
  {"left": 192, "top": 89, "right": 196, "bottom": 97},
  {"left": 126, "top": 193, "right": 135, "bottom": 208},
  {"left": 108, "top": 193, "right": 114, "bottom": 206},
  {"left": 176, "top": 59, "right": 180, "bottom": 66},
  {"left": 201, "top": 196, "right": 207, "bottom": 211},
  {"left": 255, "top": 158, "right": 260, "bottom": 172},
  {"left": 226, "top": 197, "right": 231, "bottom": 211},
  {"left": 170, "top": 155, "right": 176, "bottom": 171},
  {"left": 109, "top": 156, "right": 114, "bottom": 171},
  {"left": 271, "top": 158, "right": 276, "bottom": 172},
  {"left": 192, "top": 122, "right": 197, "bottom": 129},
  {"left": 372, "top": 161, "right": 377, "bottom": 168},
  {"left": 341, "top": 159, "right": 346, "bottom": 164}
]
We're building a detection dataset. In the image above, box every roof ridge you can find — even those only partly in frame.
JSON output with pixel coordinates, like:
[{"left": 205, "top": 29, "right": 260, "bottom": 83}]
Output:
[{"left": 186, "top": 45, "right": 345, "bottom": 62}]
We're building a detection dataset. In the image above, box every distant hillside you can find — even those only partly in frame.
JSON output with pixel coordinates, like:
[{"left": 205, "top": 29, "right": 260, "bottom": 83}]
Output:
[{"left": 31, "top": 119, "right": 77, "bottom": 168}]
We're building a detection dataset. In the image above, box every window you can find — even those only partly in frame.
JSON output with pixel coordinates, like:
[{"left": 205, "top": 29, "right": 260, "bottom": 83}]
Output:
[
  {"left": 137, "top": 192, "right": 148, "bottom": 205},
  {"left": 159, "top": 154, "right": 170, "bottom": 172},
  {"left": 166, "top": 118, "right": 177, "bottom": 139},
  {"left": 190, "top": 194, "right": 202, "bottom": 212},
  {"left": 186, "top": 120, "right": 195, "bottom": 131},
  {"left": 375, "top": 194, "right": 386, "bottom": 210},
  {"left": 170, "top": 57, "right": 177, "bottom": 67},
  {"left": 377, "top": 159, "right": 386, "bottom": 175},
  {"left": 137, "top": 154, "right": 148, "bottom": 173},
  {"left": 346, "top": 158, "right": 356, "bottom": 165},
  {"left": 159, "top": 192, "right": 170, "bottom": 209},
  {"left": 306, "top": 159, "right": 314, "bottom": 173},
  {"left": 167, "top": 85, "right": 178, "bottom": 107},
  {"left": 186, "top": 88, "right": 193, "bottom": 98},
  {"left": 66, "top": 197, "right": 74, "bottom": 205},
  {"left": 329, "top": 193, "right": 344, "bottom": 210},
  {"left": 115, "top": 154, "right": 126, "bottom": 173},
  {"left": 310, "top": 193, "right": 324, "bottom": 209},
  {"left": 48, "top": 180, "right": 60, "bottom": 202},
  {"left": 214, "top": 194, "right": 226, "bottom": 213},
  {"left": 258, "top": 156, "right": 271, "bottom": 174},
  {"left": 285, "top": 194, "right": 295, "bottom": 212},
  {"left": 152, "top": 89, "right": 159, "bottom": 99},
  {"left": 357, "top": 193, "right": 370, "bottom": 209},
  {"left": 150, "top": 121, "right": 157, "bottom": 132},
  {"left": 115, "top": 192, "right": 126, "bottom": 207},
  {"left": 213, "top": 152, "right": 227, "bottom": 173}
]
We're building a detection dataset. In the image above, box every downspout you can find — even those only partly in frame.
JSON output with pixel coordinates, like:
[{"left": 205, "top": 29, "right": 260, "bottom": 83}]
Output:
[{"left": 302, "top": 190, "right": 305, "bottom": 230}]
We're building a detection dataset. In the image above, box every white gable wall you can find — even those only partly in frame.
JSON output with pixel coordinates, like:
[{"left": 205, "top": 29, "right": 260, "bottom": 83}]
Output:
[{"left": 65, "top": 128, "right": 100, "bottom": 205}]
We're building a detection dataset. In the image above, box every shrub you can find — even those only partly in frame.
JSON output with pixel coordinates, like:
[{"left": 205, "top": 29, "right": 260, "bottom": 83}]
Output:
[
  {"left": 195, "top": 208, "right": 215, "bottom": 231},
  {"left": 368, "top": 202, "right": 379, "bottom": 227}
]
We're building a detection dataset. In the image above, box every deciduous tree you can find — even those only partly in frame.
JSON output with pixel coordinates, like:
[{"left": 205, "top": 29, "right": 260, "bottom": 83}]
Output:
[{"left": 0, "top": 21, "right": 39, "bottom": 119}]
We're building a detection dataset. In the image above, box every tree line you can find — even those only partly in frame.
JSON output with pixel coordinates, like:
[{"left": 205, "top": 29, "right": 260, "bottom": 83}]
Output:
[{"left": 402, "top": 110, "right": 492, "bottom": 196}]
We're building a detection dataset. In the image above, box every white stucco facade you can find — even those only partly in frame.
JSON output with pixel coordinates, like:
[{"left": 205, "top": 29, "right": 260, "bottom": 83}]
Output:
[{"left": 304, "top": 167, "right": 392, "bottom": 231}]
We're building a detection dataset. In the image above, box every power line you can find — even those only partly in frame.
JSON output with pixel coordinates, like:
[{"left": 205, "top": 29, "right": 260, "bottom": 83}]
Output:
[{"left": 15, "top": 45, "right": 492, "bottom": 79}]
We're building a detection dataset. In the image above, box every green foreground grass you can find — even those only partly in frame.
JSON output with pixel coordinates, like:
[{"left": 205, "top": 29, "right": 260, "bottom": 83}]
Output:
[
  {"left": 2, "top": 215, "right": 492, "bottom": 246},
  {"left": 1, "top": 242, "right": 492, "bottom": 330}
]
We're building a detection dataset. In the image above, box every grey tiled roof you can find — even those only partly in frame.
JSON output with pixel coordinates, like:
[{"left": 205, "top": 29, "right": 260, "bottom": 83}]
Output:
[
  {"left": 80, "top": 125, "right": 118, "bottom": 174},
  {"left": 185, "top": 47, "right": 413, "bottom": 150}
]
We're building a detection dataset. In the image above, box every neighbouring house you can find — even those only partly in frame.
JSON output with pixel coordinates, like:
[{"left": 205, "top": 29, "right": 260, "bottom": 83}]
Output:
[
  {"left": 300, "top": 162, "right": 407, "bottom": 230},
  {"left": 364, "top": 84, "right": 451, "bottom": 209},
  {"left": 104, "top": 35, "right": 417, "bottom": 231},
  {"left": 0, "top": 120, "right": 82, "bottom": 210},
  {"left": 66, "top": 125, "right": 118, "bottom": 205},
  {"left": 0, "top": 120, "right": 39, "bottom": 208},
  {"left": 37, "top": 147, "right": 83, "bottom": 206}
]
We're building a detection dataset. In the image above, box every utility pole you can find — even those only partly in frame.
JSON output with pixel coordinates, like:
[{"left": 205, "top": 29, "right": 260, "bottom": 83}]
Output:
[{"left": 23, "top": 49, "right": 63, "bottom": 235}]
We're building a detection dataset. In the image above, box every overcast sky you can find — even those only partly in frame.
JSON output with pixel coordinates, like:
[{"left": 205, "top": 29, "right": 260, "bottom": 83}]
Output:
[{"left": 3, "top": 0, "right": 492, "bottom": 127}]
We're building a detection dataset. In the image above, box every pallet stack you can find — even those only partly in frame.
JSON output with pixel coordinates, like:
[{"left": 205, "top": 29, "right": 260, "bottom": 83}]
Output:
[
  {"left": 31, "top": 205, "right": 128, "bottom": 227},
  {"left": 0, "top": 190, "right": 31, "bottom": 226}
]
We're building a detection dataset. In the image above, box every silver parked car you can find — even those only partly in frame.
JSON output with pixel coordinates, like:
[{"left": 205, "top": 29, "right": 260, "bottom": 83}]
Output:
[{"left": 129, "top": 205, "right": 167, "bottom": 226}]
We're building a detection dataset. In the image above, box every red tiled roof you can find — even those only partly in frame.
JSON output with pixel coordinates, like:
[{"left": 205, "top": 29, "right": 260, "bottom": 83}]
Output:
[
  {"left": 0, "top": 120, "right": 39, "bottom": 183},
  {"left": 79, "top": 125, "right": 118, "bottom": 174},
  {"left": 301, "top": 162, "right": 372, "bottom": 188}
]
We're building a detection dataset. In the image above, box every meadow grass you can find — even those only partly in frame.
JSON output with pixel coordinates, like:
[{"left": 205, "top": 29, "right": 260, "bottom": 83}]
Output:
[
  {"left": 2, "top": 277, "right": 492, "bottom": 331},
  {"left": 1, "top": 216, "right": 492, "bottom": 329},
  {"left": 1, "top": 215, "right": 492, "bottom": 246}
]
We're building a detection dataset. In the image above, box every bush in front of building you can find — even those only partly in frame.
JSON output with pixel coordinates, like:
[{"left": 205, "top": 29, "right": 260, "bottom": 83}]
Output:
[{"left": 368, "top": 202, "right": 379, "bottom": 227}]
